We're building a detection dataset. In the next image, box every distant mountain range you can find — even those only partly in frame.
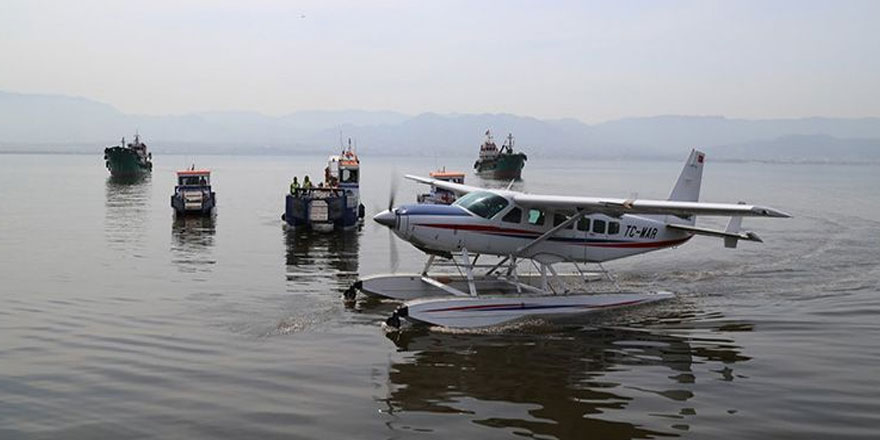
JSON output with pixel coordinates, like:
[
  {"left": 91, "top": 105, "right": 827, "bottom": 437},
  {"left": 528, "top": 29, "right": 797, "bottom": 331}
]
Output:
[{"left": 1, "top": 91, "right": 878, "bottom": 162}]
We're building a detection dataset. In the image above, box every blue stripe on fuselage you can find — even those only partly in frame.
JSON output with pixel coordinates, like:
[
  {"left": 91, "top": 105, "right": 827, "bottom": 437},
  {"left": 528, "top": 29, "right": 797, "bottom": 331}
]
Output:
[{"left": 398, "top": 204, "right": 471, "bottom": 216}]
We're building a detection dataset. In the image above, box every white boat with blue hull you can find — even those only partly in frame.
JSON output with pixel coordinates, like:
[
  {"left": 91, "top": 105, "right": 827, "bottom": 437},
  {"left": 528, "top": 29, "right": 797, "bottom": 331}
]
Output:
[
  {"left": 283, "top": 142, "right": 365, "bottom": 231},
  {"left": 171, "top": 168, "right": 216, "bottom": 216}
]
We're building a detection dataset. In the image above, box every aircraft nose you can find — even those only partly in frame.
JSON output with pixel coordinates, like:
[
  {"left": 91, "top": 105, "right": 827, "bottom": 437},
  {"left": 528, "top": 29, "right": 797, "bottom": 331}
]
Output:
[{"left": 373, "top": 210, "right": 396, "bottom": 228}]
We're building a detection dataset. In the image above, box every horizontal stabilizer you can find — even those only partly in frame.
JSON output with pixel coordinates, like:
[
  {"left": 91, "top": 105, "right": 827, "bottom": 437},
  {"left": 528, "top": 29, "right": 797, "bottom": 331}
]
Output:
[{"left": 666, "top": 223, "right": 763, "bottom": 248}]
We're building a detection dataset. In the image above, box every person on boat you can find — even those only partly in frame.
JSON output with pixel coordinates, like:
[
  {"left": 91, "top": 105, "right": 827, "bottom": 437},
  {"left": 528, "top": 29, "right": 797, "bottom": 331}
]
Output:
[
  {"left": 303, "top": 175, "right": 313, "bottom": 189},
  {"left": 290, "top": 177, "right": 300, "bottom": 194}
]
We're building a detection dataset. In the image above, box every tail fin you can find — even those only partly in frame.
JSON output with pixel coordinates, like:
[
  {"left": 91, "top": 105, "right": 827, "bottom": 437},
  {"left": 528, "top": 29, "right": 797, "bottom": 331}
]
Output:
[
  {"left": 666, "top": 149, "right": 705, "bottom": 226},
  {"left": 724, "top": 214, "right": 743, "bottom": 248},
  {"left": 669, "top": 149, "right": 705, "bottom": 202}
]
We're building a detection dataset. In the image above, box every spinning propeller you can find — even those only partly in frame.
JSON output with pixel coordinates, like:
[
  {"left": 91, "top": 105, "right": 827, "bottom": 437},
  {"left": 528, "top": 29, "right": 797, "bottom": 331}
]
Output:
[
  {"left": 373, "top": 172, "right": 400, "bottom": 273},
  {"left": 344, "top": 173, "right": 400, "bottom": 300},
  {"left": 387, "top": 177, "right": 400, "bottom": 273}
]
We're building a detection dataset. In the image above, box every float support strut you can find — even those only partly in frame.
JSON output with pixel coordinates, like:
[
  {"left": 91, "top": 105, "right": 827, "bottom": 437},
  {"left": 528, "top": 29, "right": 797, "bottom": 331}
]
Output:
[{"left": 460, "top": 247, "right": 477, "bottom": 296}]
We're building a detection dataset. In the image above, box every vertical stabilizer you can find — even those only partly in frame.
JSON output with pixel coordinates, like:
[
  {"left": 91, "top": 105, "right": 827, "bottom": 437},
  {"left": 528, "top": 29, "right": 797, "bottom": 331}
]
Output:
[
  {"left": 665, "top": 149, "right": 705, "bottom": 226},
  {"left": 669, "top": 149, "right": 705, "bottom": 202},
  {"left": 724, "top": 214, "right": 743, "bottom": 248}
]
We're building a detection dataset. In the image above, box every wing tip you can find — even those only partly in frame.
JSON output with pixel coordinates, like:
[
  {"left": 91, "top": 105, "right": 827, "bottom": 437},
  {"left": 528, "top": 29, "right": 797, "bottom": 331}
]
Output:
[
  {"left": 404, "top": 174, "right": 430, "bottom": 183},
  {"left": 752, "top": 206, "right": 792, "bottom": 218}
]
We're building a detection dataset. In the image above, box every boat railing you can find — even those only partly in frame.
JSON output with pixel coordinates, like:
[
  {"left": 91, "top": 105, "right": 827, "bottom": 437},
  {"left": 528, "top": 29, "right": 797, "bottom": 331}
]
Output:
[{"left": 290, "top": 187, "right": 345, "bottom": 199}]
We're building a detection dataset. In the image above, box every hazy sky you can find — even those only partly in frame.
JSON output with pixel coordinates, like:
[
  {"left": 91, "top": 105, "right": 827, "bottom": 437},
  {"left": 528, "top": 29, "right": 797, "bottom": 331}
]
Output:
[{"left": 2, "top": 0, "right": 878, "bottom": 122}]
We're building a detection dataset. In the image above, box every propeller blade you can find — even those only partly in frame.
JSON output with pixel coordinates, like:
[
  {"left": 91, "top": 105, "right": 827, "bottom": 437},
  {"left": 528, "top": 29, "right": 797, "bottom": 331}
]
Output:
[
  {"left": 386, "top": 168, "right": 400, "bottom": 272},
  {"left": 388, "top": 172, "right": 398, "bottom": 212},
  {"left": 388, "top": 229, "right": 399, "bottom": 273}
]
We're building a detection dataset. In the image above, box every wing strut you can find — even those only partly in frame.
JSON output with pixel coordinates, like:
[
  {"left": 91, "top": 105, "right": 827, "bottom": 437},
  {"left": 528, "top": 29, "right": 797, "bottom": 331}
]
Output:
[
  {"left": 514, "top": 210, "right": 587, "bottom": 257},
  {"left": 666, "top": 222, "right": 763, "bottom": 248}
]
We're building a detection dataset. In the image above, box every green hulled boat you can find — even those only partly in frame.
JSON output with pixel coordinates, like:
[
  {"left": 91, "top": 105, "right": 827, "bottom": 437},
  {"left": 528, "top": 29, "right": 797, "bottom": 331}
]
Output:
[
  {"left": 104, "top": 134, "right": 152, "bottom": 178},
  {"left": 473, "top": 131, "right": 527, "bottom": 180}
]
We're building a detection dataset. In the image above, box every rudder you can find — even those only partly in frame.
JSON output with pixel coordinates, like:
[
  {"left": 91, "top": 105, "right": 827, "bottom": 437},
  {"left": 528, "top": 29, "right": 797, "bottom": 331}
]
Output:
[
  {"left": 665, "top": 149, "right": 705, "bottom": 226},
  {"left": 669, "top": 149, "right": 705, "bottom": 202}
]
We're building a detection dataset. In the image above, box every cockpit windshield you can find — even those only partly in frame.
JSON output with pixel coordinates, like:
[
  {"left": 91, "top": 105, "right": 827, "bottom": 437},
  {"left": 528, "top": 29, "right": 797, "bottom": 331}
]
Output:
[{"left": 453, "top": 191, "right": 509, "bottom": 219}]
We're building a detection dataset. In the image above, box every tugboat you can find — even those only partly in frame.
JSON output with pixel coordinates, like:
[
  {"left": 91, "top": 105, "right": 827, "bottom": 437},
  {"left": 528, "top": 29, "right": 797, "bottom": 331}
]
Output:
[
  {"left": 171, "top": 167, "right": 216, "bottom": 216},
  {"left": 416, "top": 168, "right": 465, "bottom": 205},
  {"left": 104, "top": 133, "right": 152, "bottom": 178},
  {"left": 283, "top": 140, "right": 365, "bottom": 231},
  {"left": 473, "top": 130, "right": 527, "bottom": 180}
]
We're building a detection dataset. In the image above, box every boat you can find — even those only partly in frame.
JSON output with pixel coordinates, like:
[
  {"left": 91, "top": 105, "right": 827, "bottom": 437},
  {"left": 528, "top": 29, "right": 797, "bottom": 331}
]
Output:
[
  {"left": 104, "top": 133, "right": 152, "bottom": 177},
  {"left": 283, "top": 141, "right": 365, "bottom": 231},
  {"left": 171, "top": 168, "right": 216, "bottom": 216},
  {"left": 473, "top": 130, "right": 527, "bottom": 180},
  {"left": 416, "top": 169, "right": 465, "bottom": 205}
]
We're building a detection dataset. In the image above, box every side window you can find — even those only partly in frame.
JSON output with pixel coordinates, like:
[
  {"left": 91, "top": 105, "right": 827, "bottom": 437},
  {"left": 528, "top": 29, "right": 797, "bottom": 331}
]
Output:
[
  {"left": 577, "top": 217, "right": 591, "bottom": 231},
  {"left": 608, "top": 221, "right": 620, "bottom": 235},
  {"left": 553, "top": 213, "right": 573, "bottom": 229},
  {"left": 502, "top": 207, "right": 522, "bottom": 223},
  {"left": 593, "top": 219, "right": 606, "bottom": 234},
  {"left": 527, "top": 208, "right": 545, "bottom": 226}
]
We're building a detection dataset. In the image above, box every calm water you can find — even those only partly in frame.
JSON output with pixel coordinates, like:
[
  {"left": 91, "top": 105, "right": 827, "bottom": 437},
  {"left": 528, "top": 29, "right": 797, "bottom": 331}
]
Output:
[{"left": 1, "top": 153, "right": 879, "bottom": 439}]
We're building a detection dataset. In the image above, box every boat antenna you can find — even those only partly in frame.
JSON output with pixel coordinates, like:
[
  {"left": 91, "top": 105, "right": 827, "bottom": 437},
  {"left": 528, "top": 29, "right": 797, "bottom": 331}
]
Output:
[{"left": 506, "top": 179, "right": 516, "bottom": 190}]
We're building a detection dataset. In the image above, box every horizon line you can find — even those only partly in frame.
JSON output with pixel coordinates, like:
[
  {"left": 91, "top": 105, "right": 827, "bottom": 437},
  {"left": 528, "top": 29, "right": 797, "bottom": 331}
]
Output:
[{"left": 3, "top": 89, "right": 879, "bottom": 125}]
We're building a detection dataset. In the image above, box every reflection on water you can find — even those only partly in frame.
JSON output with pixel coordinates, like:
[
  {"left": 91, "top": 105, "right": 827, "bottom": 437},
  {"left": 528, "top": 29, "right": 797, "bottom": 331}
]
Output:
[
  {"left": 104, "top": 175, "right": 151, "bottom": 254},
  {"left": 383, "top": 311, "right": 752, "bottom": 439},
  {"left": 171, "top": 216, "right": 217, "bottom": 273},
  {"left": 284, "top": 227, "right": 360, "bottom": 292}
]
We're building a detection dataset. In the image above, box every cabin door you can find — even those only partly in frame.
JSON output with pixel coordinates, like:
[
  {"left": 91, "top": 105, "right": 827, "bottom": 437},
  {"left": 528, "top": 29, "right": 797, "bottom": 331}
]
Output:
[{"left": 574, "top": 215, "right": 591, "bottom": 262}]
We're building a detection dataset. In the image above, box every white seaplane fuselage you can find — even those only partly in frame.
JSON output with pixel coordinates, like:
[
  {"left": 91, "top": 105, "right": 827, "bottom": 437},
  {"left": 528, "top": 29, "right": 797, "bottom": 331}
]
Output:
[
  {"left": 383, "top": 199, "right": 691, "bottom": 264},
  {"left": 364, "top": 149, "right": 790, "bottom": 329}
]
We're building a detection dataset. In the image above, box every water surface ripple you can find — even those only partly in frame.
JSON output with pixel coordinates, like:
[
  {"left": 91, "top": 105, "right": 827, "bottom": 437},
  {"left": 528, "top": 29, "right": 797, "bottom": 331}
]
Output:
[{"left": 0, "top": 154, "right": 878, "bottom": 439}]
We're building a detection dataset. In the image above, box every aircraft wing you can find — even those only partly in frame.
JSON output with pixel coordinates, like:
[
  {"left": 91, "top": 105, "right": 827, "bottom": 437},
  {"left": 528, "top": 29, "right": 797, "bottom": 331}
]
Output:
[
  {"left": 405, "top": 175, "right": 482, "bottom": 195},
  {"left": 512, "top": 194, "right": 791, "bottom": 218}
]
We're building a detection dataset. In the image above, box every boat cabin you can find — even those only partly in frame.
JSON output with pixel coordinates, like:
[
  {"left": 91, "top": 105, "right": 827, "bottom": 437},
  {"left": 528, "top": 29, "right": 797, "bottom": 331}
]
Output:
[
  {"left": 478, "top": 130, "right": 499, "bottom": 160},
  {"left": 417, "top": 169, "right": 465, "bottom": 205},
  {"left": 325, "top": 150, "right": 359, "bottom": 188},
  {"left": 177, "top": 169, "right": 211, "bottom": 187},
  {"left": 429, "top": 170, "right": 465, "bottom": 184}
]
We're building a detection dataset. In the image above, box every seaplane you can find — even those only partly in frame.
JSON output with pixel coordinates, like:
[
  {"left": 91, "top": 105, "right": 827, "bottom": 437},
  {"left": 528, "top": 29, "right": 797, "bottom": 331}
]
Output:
[{"left": 346, "top": 149, "right": 790, "bottom": 329}]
